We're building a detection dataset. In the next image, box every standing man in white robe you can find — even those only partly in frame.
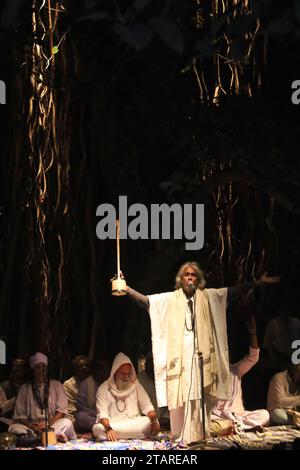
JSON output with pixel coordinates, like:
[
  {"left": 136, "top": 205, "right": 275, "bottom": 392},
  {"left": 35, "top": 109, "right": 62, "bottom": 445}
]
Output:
[
  {"left": 93, "top": 352, "right": 160, "bottom": 441},
  {"left": 120, "top": 261, "right": 279, "bottom": 445}
]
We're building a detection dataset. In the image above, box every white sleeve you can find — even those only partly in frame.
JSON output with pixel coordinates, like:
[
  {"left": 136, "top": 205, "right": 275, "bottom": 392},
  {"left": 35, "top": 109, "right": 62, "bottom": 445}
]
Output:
[{"left": 96, "top": 383, "right": 110, "bottom": 421}]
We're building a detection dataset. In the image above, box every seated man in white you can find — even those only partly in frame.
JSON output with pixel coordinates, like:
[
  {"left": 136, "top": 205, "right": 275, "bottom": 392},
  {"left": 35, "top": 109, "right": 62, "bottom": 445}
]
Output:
[
  {"left": 263, "top": 305, "right": 300, "bottom": 373},
  {"left": 0, "top": 386, "right": 16, "bottom": 432},
  {"left": 211, "top": 315, "right": 269, "bottom": 432},
  {"left": 267, "top": 363, "right": 300, "bottom": 425},
  {"left": 9, "top": 352, "right": 76, "bottom": 441},
  {"left": 93, "top": 352, "right": 160, "bottom": 441},
  {"left": 76, "top": 359, "right": 110, "bottom": 432}
]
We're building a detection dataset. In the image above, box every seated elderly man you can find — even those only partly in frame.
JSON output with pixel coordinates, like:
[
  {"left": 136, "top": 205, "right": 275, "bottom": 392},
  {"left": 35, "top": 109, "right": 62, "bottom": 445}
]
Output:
[
  {"left": 267, "top": 363, "right": 300, "bottom": 425},
  {"left": 76, "top": 359, "right": 110, "bottom": 432},
  {"left": 0, "top": 386, "right": 15, "bottom": 432},
  {"left": 93, "top": 352, "right": 160, "bottom": 441},
  {"left": 64, "top": 355, "right": 91, "bottom": 423},
  {"left": 8, "top": 352, "right": 76, "bottom": 441}
]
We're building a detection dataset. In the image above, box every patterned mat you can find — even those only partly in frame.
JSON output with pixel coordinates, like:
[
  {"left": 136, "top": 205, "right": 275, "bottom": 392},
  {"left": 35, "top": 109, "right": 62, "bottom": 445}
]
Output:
[
  {"left": 206, "top": 426, "right": 300, "bottom": 450},
  {"left": 10, "top": 434, "right": 175, "bottom": 451},
  {"left": 7, "top": 426, "right": 300, "bottom": 450}
]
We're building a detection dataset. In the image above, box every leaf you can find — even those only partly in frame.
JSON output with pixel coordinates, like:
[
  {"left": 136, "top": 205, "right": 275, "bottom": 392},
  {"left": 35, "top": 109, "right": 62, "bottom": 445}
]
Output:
[
  {"left": 112, "top": 23, "right": 152, "bottom": 51},
  {"left": 148, "top": 17, "right": 184, "bottom": 54},
  {"left": 52, "top": 46, "right": 59, "bottom": 55},
  {"left": 210, "top": 14, "right": 228, "bottom": 37}
]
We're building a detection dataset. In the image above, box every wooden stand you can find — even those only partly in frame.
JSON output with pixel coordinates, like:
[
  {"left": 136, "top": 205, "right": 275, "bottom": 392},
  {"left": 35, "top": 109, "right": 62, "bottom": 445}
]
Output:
[{"left": 41, "top": 430, "right": 57, "bottom": 446}]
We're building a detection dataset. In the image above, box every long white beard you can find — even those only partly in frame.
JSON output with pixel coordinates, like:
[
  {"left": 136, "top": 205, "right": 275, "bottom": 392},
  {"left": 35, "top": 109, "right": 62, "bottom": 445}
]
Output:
[{"left": 116, "top": 378, "right": 131, "bottom": 391}]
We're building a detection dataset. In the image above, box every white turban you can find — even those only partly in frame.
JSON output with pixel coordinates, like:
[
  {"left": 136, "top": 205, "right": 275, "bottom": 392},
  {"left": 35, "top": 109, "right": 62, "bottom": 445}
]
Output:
[{"left": 29, "top": 352, "right": 48, "bottom": 369}]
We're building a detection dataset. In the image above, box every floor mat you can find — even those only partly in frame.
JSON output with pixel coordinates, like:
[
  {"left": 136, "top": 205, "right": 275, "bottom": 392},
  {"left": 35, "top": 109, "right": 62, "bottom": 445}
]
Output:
[{"left": 11, "top": 433, "right": 175, "bottom": 451}]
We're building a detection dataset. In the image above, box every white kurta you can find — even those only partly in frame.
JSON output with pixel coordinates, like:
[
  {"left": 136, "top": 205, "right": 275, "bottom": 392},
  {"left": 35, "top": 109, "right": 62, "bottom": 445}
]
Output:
[
  {"left": 9, "top": 380, "right": 76, "bottom": 440},
  {"left": 137, "top": 370, "right": 169, "bottom": 420},
  {"left": 148, "top": 288, "right": 230, "bottom": 444},
  {"left": 170, "top": 301, "right": 212, "bottom": 443}
]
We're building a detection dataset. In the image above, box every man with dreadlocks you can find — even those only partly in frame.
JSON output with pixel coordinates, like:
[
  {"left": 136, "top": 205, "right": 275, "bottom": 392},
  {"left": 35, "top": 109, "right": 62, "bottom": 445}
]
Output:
[
  {"left": 120, "top": 262, "right": 279, "bottom": 445},
  {"left": 8, "top": 352, "right": 76, "bottom": 442}
]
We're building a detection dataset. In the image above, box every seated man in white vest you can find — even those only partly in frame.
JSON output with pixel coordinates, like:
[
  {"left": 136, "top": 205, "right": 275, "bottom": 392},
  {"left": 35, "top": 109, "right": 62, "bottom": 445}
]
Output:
[
  {"left": 9, "top": 352, "right": 77, "bottom": 442},
  {"left": 75, "top": 359, "right": 110, "bottom": 432},
  {"left": 93, "top": 352, "right": 160, "bottom": 441}
]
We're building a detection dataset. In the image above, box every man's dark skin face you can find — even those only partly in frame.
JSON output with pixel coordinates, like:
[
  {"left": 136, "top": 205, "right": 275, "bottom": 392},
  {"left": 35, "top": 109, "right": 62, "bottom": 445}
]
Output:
[
  {"left": 181, "top": 266, "right": 199, "bottom": 298},
  {"left": 74, "top": 359, "right": 91, "bottom": 382}
]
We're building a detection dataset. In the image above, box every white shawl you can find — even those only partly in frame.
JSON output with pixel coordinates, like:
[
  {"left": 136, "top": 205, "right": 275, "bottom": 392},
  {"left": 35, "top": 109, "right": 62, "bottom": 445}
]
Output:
[{"left": 148, "top": 288, "right": 231, "bottom": 409}]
